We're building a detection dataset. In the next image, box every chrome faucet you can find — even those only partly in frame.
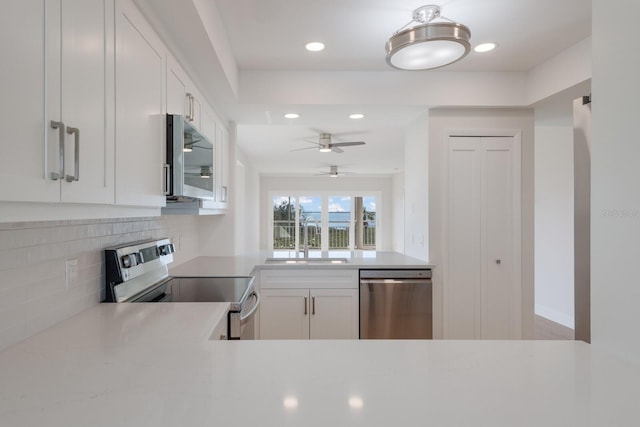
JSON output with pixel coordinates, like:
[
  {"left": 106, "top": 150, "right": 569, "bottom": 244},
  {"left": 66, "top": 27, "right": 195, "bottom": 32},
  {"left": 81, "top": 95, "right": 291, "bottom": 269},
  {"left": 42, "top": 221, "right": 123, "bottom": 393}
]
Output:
[{"left": 301, "top": 216, "right": 319, "bottom": 258}]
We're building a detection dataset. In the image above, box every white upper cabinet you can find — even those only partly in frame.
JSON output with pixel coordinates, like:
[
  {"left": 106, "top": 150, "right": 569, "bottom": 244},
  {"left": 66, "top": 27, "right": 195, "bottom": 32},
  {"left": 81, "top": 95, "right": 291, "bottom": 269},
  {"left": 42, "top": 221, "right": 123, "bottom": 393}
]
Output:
[
  {"left": 215, "top": 124, "right": 229, "bottom": 209},
  {"left": 166, "top": 54, "right": 202, "bottom": 131},
  {"left": 0, "top": 0, "right": 113, "bottom": 204},
  {"left": 114, "top": 0, "right": 166, "bottom": 207}
]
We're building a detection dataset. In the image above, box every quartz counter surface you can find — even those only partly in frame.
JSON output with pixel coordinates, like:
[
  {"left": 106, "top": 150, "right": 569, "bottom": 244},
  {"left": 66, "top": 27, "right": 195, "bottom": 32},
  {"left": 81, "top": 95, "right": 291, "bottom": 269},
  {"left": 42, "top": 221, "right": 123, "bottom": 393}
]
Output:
[
  {"left": 1, "top": 303, "right": 639, "bottom": 426},
  {"left": 169, "top": 251, "right": 432, "bottom": 277}
]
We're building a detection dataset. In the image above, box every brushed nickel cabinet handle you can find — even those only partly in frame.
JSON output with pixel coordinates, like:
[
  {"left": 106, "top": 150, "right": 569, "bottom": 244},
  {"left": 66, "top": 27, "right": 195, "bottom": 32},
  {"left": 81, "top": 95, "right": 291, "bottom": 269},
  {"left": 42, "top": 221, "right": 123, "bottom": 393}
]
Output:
[
  {"left": 65, "top": 126, "right": 79, "bottom": 182},
  {"left": 312, "top": 296, "right": 315, "bottom": 315},
  {"left": 304, "top": 296, "right": 308, "bottom": 315},
  {"left": 163, "top": 164, "right": 170, "bottom": 195},
  {"left": 50, "top": 120, "right": 65, "bottom": 180}
]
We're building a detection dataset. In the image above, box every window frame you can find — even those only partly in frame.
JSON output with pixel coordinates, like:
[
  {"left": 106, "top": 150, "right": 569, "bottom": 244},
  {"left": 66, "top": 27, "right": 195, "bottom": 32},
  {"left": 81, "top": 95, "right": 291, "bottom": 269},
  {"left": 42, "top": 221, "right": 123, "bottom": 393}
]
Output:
[{"left": 268, "top": 190, "right": 382, "bottom": 252}]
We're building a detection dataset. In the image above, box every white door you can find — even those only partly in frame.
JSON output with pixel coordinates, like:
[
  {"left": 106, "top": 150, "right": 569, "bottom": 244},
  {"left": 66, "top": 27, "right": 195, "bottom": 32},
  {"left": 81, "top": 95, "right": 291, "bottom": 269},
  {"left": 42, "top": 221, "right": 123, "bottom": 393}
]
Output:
[
  {"left": 59, "top": 0, "right": 113, "bottom": 204},
  {"left": 166, "top": 55, "right": 187, "bottom": 116},
  {"left": 309, "top": 289, "right": 359, "bottom": 339},
  {"left": 115, "top": 0, "right": 165, "bottom": 207},
  {"left": 445, "top": 135, "right": 520, "bottom": 339},
  {"left": 259, "top": 289, "right": 310, "bottom": 339},
  {"left": 0, "top": 1, "right": 58, "bottom": 202}
]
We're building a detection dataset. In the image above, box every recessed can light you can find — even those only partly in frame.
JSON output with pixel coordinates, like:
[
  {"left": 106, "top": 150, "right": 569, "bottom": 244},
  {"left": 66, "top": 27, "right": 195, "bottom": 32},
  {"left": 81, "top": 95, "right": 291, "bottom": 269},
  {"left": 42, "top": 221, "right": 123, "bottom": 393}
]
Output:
[
  {"left": 349, "top": 113, "right": 365, "bottom": 119},
  {"left": 305, "top": 42, "right": 325, "bottom": 52},
  {"left": 284, "top": 113, "right": 299, "bottom": 119},
  {"left": 474, "top": 42, "right": 497, "bottom": 53}
]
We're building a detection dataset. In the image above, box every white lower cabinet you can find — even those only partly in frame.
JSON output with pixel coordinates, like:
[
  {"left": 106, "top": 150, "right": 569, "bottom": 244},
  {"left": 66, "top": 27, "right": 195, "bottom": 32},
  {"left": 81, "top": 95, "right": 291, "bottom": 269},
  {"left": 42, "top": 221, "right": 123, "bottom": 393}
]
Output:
[{"left": 259, "top": 269, "right": 359, "bottom": 340}]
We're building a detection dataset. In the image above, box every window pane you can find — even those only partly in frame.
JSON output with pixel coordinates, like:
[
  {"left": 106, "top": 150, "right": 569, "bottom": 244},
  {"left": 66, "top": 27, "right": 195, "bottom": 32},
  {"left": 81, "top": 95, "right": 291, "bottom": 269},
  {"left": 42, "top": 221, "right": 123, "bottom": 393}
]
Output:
[
  {"left": 329, "top": 196, "right": 351, "bottom": 249},
  {"left": 362, "top": 196, "right": 376, "bottom": 249},
  {"left": 299, "top": 196, "right": 322, "bottom": 249},
  {"left": 273, "top": 196, "right": 296, "bottom": 250}
]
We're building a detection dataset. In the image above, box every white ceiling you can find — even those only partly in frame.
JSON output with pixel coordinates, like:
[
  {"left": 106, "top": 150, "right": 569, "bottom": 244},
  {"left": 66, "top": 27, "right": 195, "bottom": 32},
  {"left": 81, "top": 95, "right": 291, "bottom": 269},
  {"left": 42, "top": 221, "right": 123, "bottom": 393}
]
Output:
[
  {"left": 141, "top": 0, "right": 592, "bottom": 177},
  {"left": 215, "top": 0, "right": 591, "bottom": 72}
]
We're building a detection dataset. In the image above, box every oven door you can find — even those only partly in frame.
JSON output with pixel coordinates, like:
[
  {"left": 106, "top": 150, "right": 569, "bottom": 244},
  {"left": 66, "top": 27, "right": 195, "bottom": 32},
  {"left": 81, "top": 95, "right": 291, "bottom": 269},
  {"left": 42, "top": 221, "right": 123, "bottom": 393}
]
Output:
[{"left": 229, "top": 290, "right": 260, "bottom": 340}]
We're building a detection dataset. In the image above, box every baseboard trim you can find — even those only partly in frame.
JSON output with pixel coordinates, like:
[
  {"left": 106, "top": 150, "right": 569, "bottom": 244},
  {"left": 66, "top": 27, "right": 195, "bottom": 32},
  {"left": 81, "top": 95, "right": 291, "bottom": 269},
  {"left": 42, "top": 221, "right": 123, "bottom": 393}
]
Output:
[{"left": 535, "top": 315, "right": 575, "bottom": 340}]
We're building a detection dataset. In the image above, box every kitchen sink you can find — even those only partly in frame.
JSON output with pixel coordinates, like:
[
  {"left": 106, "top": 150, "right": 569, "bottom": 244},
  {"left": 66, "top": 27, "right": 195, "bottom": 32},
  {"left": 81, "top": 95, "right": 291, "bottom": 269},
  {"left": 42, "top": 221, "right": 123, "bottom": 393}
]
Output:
[{"left": 264, "top": 257, "right": 349, "bottom": 265}]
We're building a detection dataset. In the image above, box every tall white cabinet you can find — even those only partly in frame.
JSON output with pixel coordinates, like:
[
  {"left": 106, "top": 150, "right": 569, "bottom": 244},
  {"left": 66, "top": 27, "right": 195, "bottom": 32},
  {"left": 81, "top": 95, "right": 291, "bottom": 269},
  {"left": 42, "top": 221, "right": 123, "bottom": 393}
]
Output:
[
  {"left": 0, "top": 0, "right": 113, "bottom": 204},
  {"left": 444, "top": 136, "right": 522, "bottom": 339}
]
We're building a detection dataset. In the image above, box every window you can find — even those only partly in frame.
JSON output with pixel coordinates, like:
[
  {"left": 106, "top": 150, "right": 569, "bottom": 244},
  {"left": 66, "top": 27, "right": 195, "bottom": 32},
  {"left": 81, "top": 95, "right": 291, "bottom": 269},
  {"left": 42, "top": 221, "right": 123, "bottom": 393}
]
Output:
[{"left": 270, "top": 192, "right": 379, "bottom": 253}]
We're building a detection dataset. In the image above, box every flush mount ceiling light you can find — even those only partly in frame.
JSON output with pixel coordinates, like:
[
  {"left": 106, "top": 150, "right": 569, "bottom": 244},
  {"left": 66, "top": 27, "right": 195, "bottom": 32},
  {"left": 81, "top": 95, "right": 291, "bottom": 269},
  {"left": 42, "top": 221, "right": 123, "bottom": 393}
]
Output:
[
  {"left": 385, "top": 5, "right": 471, "bottom": 71},
  {"left": 284, "top": 113, "right": 300, "bottom": 119},
  {"left": 349, "top": 113, "right": 365, "bottom": 119}
]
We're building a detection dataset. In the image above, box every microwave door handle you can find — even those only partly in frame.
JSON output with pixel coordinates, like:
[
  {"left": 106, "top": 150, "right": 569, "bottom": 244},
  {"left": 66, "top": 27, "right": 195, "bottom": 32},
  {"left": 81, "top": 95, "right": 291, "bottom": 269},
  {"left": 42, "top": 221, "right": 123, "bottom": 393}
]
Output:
[{"left": 163, "top": 164, "right": 170, "bottom": 195}]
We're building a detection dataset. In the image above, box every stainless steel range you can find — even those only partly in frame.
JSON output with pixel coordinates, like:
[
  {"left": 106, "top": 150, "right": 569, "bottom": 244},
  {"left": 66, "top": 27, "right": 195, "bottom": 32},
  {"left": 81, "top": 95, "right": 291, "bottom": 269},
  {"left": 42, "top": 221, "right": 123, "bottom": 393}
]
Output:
[{"left": 104, "top": 238, "right": 259, "bottom": 340}]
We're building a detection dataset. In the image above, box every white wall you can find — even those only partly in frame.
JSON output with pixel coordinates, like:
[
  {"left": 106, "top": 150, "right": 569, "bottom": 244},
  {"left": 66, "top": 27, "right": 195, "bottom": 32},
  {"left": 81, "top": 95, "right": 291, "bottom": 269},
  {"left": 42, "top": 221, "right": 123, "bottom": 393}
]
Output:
[
  {"left": 591, "top": 0, "right": 640, "bottom": 363},
  {"left": 428, "top": 108, "right": 536, "bottom": 339},
  {"left": 391, "top": 172, "right": 405, "bottom": 253},
  {"left": 403, "top": 112, "right": 429, "bottom": 262},
  {"left": 235, "top": 145, "right": 260, "bottom": 254},
  {"left": 534, "top": 125, "right": 575, "bottom": 328},
  {"left": 259, "top": 176, "right": 393, "bottom": 250}
]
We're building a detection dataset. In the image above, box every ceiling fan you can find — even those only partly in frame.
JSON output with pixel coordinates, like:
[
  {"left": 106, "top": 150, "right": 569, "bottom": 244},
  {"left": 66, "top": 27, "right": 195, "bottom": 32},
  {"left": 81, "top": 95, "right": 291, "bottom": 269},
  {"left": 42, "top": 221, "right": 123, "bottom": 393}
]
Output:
[
  {"left": 315, "top": 165, "right": 354, "bottom": 178},
  {"left": 293, "top": 132, "right": 366, "bottom": 153}
]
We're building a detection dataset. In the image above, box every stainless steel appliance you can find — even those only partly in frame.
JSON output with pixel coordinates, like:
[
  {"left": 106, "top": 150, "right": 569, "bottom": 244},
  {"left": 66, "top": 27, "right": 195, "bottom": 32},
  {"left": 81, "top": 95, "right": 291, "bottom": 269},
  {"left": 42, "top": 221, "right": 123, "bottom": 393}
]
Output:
[
  {"left": 165, "top": 114, "right": 215, "bottom": 201},
  {"left": 359, "top": 269, "right": 432, "bottom": 339},
  {"left": 104, "top": 238, "right": 259, "bottom": 340}
]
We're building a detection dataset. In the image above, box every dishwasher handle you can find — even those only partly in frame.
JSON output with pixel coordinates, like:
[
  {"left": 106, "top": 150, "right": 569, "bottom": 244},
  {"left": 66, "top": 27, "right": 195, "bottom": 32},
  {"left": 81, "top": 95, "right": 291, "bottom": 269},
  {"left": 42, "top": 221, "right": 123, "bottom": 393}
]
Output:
[{"left": 360, "top": 278, "right": 432, "bottom": 285}]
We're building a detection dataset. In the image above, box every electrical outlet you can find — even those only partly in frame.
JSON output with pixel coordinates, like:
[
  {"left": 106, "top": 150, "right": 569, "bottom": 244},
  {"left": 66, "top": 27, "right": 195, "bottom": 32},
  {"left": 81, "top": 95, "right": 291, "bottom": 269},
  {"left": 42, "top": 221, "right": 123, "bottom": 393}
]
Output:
[{"left": 65, "top": 259, "right": 78, "bottom": 291}]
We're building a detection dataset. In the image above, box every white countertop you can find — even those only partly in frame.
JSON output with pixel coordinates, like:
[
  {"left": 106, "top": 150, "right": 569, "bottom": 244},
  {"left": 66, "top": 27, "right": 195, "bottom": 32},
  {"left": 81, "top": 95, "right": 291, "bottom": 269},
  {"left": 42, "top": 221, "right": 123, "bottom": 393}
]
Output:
[
  {"left": 169, "top": 251, "right": 432, "bottom": 277},
  {"left": 1, "top": 303, "right": 639, "bottom": 426}
]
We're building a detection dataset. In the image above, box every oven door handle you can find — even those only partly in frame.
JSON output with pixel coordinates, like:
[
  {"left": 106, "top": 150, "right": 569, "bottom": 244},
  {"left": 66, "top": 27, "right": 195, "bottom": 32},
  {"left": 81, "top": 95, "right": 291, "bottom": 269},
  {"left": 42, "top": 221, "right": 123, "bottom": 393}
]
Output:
[{"left": 240, "top": 291, "right": 260, "bottom": 323}]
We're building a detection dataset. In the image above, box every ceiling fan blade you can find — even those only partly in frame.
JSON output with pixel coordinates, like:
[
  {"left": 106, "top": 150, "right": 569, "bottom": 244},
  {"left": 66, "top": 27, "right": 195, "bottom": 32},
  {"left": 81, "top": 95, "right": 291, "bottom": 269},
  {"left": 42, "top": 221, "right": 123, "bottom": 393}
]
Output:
[
  {"left": 331, "top": 147, "right": 344, "bottom": 153},
  {"left": 330, "top": 141, "right": 366, "bottom": 147},
  {"left": 302, "top": 139, "right": 320, "bottom": 145},
  {"left": 290, "top": 146, "right": 317, "bottom": 152}
]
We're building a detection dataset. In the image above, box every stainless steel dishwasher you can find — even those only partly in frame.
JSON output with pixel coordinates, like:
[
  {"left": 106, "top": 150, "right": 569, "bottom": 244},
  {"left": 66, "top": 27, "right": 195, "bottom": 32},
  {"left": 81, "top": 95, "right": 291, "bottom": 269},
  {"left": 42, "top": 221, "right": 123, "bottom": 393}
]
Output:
[{"left": 360, "top": 269, "right": 432, "bottom": 339}]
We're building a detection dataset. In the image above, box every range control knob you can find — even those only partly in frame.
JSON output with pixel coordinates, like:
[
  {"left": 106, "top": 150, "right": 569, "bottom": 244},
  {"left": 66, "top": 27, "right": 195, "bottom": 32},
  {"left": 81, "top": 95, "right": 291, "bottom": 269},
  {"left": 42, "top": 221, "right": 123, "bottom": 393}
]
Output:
[
  {"left": 121, "top": 252, "right": 143, "bottom": 268},
  {"left": 159, "top": 244, "right": 175, "bottom": 256}
]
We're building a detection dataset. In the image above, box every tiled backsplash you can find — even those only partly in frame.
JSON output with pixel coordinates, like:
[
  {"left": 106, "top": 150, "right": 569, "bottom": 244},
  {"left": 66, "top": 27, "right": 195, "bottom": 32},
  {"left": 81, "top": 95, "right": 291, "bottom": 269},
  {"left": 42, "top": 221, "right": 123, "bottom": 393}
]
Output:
[{"left": 0, "top": 216, "right": 204, "bottom": 351}]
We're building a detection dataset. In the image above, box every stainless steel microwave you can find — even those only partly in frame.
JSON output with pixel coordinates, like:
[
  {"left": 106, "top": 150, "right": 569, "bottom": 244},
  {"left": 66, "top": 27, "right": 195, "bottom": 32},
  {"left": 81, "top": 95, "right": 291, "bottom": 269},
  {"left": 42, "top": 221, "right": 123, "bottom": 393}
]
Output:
[{"left": 165, "top": 114, "right": 214, "bottom": 200}]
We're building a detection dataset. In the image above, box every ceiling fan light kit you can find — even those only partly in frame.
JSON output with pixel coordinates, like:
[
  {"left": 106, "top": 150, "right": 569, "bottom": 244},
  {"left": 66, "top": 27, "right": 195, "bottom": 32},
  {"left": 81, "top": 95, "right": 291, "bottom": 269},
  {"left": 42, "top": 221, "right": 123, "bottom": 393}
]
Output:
[{"left": 386, "top": 5, "right": 471, "bottom": 71}]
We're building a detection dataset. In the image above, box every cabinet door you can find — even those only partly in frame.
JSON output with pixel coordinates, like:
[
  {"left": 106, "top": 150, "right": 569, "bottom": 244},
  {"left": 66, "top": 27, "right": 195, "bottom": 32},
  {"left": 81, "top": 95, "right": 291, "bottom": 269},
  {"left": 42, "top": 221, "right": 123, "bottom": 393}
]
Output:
[
  {"left": 0, "top": 0, "right": 58, "bottom": 202},
  {"left": 114, "top": 0, "right": 165, "bottom": 207},
  {"left": 310, "top": 289, "right": 359, "bottom": 339},
  {"left": 59, "top": 0, "right": 113, "bottom": 204},
  {"left": 215, "top": 124, "right": 229, "bottom": 208},
  {"left": 259, "top": 289, "right": 310, "bottom": 339},
  {"left": 166, "top": 55, "right": 187, "bottom": 116}
]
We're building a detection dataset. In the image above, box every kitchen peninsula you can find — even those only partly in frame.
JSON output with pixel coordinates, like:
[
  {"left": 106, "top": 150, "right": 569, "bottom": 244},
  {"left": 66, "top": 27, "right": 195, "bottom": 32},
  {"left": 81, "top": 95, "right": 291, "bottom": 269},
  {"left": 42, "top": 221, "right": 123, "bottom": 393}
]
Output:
[{"left": 0, "top": 300, "right": 638, "bottom": 426}]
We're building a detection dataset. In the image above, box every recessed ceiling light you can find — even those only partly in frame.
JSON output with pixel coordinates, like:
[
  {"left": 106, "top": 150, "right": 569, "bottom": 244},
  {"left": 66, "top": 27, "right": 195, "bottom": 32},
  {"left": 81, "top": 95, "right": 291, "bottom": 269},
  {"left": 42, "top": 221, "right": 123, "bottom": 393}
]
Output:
[
  {"left": 349, "top": 113, "right": 365, "bottom": 119},
  {"left": 474, "top": 42, "right": 497, "bottom": 53},
  {"left": 284, "top": 113, "right": 299, "bottom": 119},
  {"left": 305, "top": 42, "right": 325, "bottom": 52}
]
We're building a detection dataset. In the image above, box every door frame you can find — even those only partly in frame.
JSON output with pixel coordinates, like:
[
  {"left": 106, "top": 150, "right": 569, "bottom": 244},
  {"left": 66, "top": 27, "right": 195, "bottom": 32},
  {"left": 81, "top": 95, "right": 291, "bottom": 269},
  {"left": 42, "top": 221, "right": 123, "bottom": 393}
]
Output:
[{"left": 442, "top": 129, "right": 522, "bottom": 339}]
